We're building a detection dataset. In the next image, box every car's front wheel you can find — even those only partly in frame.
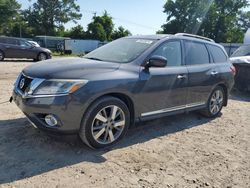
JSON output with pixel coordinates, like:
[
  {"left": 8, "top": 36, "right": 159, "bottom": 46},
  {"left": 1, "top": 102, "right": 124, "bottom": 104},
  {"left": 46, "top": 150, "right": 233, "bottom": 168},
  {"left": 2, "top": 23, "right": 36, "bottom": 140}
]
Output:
[
  {"left": 79, "top": 96, "right": 130, "bottom": 149},
  {"left": 0, "top": 50, "right": 4, "bottom": 61},
  {"left": 37, "top": 52, "right": 47, "bottom": 61},
  {"left": 201, "top": 86, "right": 225, "bottom": 118}
]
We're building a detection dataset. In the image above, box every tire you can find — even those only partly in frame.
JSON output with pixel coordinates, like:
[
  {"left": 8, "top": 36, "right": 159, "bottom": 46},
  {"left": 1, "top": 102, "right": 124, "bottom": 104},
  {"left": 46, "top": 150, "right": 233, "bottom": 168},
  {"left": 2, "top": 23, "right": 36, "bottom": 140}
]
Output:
[
  {"left": 0, "top": 50, "right": 4, "bottom": 61},
  {"left": 79, "top": 96, "right": 130, "bottom": 149},
  {"left": 37, "top": 52, "right": 47, "bottom": 61},
  {"left": 200, "top": 86, "right": 225, "bottom": 118}
]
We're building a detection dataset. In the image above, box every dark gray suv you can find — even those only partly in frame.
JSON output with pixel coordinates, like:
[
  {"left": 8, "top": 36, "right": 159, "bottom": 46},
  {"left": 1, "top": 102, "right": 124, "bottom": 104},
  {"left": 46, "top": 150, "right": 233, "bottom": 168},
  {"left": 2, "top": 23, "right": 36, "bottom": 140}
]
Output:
[
  {"left": 12, "top": 33, "right": 235, "bottom": 148},
  {"left": 0, "top": 36, "right": 52, "bottom": 61}
]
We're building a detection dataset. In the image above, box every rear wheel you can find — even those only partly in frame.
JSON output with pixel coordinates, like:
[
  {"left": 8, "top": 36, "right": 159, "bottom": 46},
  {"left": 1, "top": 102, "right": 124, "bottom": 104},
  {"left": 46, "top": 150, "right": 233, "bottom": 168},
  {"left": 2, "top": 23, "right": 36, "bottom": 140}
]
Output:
[
  {"left": 79, "top": 96, "right": 130, "bottom": 149},
  {"left": 37, "top": 52, "right": 47, "bottom": 61},
  {"left": 201, "top": 86, "right": 225, "bottom": 118},
  {"left": 0, "top": 51, "right": 4, "bottom": 61}
]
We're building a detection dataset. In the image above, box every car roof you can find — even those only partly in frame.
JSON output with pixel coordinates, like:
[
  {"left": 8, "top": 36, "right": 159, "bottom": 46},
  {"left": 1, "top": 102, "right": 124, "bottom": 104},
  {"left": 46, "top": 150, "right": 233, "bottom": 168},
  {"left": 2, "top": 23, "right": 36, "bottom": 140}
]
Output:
[
  {"left": 0, "top": 36, "right": 25, "bottom": 40},
  {"left": 126, "top": 34, "right": 172, "bottom": 40},
  {"left": 126, "top": 33, "right": 216, "bottom": 44}
]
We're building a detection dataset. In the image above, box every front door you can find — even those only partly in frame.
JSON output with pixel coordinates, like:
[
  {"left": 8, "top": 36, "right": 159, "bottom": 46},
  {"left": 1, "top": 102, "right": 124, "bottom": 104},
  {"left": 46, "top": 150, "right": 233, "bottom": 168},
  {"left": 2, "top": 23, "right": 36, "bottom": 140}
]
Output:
[{"left": 137, "top": 40, "right": 188, "bottom": 117}]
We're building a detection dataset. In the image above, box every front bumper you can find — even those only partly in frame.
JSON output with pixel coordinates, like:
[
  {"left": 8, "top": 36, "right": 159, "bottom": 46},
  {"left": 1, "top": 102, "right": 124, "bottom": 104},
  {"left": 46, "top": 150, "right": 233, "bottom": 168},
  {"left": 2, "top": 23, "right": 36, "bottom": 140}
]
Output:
[{"left": 12, "top": 89, "right": 83, "bottom": 134}]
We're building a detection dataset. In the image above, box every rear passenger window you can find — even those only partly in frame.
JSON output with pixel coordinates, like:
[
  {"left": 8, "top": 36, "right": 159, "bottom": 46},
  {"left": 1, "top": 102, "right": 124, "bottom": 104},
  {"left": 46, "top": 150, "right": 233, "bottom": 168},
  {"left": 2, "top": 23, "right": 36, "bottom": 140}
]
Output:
[
  {"left": 0, "top": 38, "right": 6, "bottom": 43},
  {"left": 5, "top": 38, "right": 18, "bottom": 45},
  {"left": 151, "top": 41, "right": 182, "bottom": 67},
  {"left": 208, "top": 45, "right": 227, "bottom": 63},
  {"left": 185, "top": 41, "right": 210, "bottom": 65}
]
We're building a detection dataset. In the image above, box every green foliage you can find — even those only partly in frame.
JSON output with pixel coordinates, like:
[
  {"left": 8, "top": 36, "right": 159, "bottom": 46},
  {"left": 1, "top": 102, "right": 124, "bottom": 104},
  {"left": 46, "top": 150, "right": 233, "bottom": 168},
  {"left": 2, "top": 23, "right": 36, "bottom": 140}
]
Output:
[
  {"left": 112, "top": 26, "right": 131, "bottom": 40},
  {"left": 0, "top": 0, "right": 21, "bottom": 35},
  {"left": 85, "top": 11, "right": 131, "bottom": 41},
  {"left": 23, "top": 0, "right": 82, "bottom": 35},
  {"left": 238, "top": 11, "right": 250, "bottom": 33},
  {"left": 160, "top": 0, "right": 249, "bottom": 43},
  {"left": 86, "top": 11, "right": 113, "bottom": 41},
  {"left": 64, "top": 25, "right": 85, "bottom": 39}
]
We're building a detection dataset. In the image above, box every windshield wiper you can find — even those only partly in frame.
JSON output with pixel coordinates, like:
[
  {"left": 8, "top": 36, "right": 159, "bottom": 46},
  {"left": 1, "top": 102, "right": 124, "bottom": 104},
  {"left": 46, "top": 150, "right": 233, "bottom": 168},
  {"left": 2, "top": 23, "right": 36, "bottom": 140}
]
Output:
[{"left": 84, "top": 57, "right": 104, "bottom": 61}]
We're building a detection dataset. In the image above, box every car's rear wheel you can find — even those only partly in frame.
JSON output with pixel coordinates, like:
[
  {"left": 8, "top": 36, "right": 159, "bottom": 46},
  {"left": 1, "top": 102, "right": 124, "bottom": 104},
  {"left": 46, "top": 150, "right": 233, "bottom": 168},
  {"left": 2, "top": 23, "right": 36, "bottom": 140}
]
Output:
[
  {"left": 79, "top": 96, "right": 130, "bottom": 149},
  {"left": 0, "top": 51, "right": 4, "bottom": 61},
  {"left": 201, "top": 86, "right": 225, "bottom": 118},
  {"left": 37, "top": 52, "right": 47, "bottom": 61}
]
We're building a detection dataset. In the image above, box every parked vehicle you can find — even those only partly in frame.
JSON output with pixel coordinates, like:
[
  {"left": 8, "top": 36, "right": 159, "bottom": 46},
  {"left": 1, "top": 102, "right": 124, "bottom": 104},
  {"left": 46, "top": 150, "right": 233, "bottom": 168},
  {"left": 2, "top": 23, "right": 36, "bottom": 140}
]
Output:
[
  {"left": 12, "top": 33, "right": 235, "bottom": 149},
  {"left": 0, "top": 36, "right": 52, "bottom": 61},
  {"left": 230, "top": 44, "right": 250, "bottom": 91}
]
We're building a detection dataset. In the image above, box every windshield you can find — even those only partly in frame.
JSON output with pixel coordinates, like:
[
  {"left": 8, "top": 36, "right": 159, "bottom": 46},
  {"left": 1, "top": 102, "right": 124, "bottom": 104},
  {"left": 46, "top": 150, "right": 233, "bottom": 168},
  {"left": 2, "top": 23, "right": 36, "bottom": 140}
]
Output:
[
  {"left": 84, "top": 38, "right": 156, "bottom": 63},
  {"left": 231, "top": 45, "right": 250, "bottom": 57}
]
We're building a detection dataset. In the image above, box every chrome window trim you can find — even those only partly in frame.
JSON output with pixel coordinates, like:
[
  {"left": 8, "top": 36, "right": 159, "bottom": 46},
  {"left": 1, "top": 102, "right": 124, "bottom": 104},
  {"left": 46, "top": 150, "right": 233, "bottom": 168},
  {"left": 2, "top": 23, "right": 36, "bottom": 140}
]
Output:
[{"left": 141, "top": 102, "right": 206, "bottom": 117}]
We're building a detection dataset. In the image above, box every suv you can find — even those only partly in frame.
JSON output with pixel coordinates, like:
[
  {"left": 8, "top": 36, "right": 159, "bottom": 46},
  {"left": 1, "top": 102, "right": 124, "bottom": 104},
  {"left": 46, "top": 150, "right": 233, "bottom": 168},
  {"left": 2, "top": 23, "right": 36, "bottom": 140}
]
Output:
[
  {"left": 12, "top": 33, "right": 235, "bottom": 149},
  {"left": 0, "top": 36, "right": 52, "bottom": 61}
]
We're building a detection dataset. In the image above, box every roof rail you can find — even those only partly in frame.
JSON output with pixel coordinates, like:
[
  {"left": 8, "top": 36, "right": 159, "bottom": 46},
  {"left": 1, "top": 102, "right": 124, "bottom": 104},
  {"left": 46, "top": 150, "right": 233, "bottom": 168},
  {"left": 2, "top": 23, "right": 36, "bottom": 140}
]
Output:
[{"left": 175, "top": 33, "right": 215, "bottom": 42}]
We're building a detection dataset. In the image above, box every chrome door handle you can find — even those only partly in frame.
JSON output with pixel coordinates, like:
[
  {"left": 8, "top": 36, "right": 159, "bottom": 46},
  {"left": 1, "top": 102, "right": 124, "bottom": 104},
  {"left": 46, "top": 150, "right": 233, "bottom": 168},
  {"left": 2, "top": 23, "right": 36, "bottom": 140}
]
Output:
[
  {"left": 211, "top": 71, "right": 218, "bottom": 76},
  {"left": 177, "top": 75, "right": 186, "bottom": 79}
]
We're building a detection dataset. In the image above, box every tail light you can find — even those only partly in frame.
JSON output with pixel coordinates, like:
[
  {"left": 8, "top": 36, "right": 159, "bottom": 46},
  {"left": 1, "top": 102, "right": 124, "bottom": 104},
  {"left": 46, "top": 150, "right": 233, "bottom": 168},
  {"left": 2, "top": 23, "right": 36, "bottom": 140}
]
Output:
[{"left": 230, "top": 65, "right": 236, "bottom": 76}]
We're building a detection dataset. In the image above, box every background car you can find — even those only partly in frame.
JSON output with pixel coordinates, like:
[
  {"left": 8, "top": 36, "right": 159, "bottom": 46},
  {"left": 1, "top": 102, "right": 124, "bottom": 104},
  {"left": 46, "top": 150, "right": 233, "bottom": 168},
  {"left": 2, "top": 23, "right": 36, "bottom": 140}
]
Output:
[
  {"left": 0, "top": 36, "right": 52, "bottom": 61},
  {"left": 230, "top": 44, "right": 250, "bottom": 92}
]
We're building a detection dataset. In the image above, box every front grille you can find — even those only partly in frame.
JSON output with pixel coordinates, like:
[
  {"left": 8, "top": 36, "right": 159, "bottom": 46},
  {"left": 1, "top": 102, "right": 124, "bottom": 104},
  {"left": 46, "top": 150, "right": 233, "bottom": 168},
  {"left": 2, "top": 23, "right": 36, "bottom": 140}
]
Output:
[{"left": 18, "top": 74, "right": 33, "bottom": 93}]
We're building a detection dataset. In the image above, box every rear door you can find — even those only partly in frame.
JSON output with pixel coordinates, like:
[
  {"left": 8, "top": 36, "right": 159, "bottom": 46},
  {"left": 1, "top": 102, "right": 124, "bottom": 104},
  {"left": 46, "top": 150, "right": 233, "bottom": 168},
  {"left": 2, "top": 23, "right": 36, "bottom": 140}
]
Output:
[
  {"left": 138, "top": 40, "right": 189, "bottom": 117},
  {"left": 184, "top": 40, "right": 218, "bottom": 106},
  {"left": 4, "top": 38, "right": 22, "bottom": 58}
]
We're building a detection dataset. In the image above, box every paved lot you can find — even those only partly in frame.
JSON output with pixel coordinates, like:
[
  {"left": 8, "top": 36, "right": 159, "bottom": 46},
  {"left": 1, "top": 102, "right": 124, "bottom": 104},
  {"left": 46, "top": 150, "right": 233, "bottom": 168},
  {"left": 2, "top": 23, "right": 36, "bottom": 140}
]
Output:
[{"left": 0, "top": 59, "right": 250, "bottom": 188}]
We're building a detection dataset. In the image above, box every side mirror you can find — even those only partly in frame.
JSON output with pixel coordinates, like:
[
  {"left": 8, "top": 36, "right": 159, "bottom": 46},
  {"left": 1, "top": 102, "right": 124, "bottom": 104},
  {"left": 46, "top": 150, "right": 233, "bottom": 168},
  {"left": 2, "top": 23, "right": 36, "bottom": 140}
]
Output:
[{"left": 145, "top": 55, "right": 167, "bottom": 69}]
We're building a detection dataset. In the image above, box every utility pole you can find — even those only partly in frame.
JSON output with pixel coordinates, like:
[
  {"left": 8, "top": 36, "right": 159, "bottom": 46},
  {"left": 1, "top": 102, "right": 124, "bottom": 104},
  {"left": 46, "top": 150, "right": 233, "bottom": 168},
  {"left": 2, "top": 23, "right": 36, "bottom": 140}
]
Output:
[{"left": 19, "top": 24, "right": 22, "bottom": 38}]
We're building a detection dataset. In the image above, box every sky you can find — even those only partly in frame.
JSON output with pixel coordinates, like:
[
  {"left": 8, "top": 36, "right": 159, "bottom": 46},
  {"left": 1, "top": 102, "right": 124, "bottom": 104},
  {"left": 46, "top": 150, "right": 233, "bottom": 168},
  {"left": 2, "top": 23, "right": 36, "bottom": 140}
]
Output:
[{"left": 17, "top": 0, "right": 167, "bottom": 35}]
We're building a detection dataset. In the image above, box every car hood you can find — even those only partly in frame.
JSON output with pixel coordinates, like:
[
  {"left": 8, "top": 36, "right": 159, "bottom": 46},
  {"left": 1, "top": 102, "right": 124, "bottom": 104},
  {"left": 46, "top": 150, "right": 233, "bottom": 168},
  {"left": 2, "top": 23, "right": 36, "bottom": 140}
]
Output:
[
  {"left": 23, "top": 57, "right": 120, "bottom": 79},
  {"left": 230, "top": 56, "right": 250, "bottom": 65}
]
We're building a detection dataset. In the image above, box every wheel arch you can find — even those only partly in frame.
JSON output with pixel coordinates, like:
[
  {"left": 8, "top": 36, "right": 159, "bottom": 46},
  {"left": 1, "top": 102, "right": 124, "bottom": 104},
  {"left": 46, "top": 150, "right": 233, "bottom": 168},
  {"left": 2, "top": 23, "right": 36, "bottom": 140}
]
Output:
[
  {"left": 37, "top": 51, "right": 47, "bottom": 59},
  {"left": 0, "top": 49, "right": 5, "bottom": 59},
  {"left": 85, "top": 92, "right": 136, "bottom": 127},
  {"left": 217, "top": 83, "right": 228, "bottom": 106}
]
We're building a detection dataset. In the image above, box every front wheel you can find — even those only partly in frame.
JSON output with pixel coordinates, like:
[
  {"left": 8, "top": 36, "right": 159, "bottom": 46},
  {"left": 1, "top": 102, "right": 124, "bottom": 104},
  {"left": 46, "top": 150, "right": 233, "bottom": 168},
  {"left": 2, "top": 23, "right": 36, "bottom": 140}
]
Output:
[
  {"left": 201, "top": 86, "right": 225, "bottom": 118},
  {"left": 79, "top": 96, "right": 130, "bottom": 149},
  {"left": 37, "top": 53, "right": 47, "bottom": 61},
  {"left": 0, "top": 51, "right": 4, "bottom": 61}
]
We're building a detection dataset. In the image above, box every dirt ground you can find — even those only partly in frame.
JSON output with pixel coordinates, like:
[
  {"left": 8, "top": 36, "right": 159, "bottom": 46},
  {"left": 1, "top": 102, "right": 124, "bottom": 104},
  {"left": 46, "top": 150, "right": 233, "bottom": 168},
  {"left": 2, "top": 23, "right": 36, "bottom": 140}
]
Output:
[{"left": 0, "top": 59, "right": 250, "bottom": 188}]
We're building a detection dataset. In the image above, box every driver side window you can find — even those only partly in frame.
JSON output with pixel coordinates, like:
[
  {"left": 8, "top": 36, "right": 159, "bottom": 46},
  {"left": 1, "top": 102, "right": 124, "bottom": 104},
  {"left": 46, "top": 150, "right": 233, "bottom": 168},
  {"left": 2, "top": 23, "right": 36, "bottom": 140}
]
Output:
[{"left": 151, "top": 41, "right": 182, "bottom": 67}]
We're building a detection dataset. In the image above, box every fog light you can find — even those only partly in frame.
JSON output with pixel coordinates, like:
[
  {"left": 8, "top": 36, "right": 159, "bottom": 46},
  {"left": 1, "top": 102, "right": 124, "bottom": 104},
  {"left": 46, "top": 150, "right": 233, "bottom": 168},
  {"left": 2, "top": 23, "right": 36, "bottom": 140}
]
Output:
[{"left": 44, "top": 114, "right": 58, "bottom": 127}]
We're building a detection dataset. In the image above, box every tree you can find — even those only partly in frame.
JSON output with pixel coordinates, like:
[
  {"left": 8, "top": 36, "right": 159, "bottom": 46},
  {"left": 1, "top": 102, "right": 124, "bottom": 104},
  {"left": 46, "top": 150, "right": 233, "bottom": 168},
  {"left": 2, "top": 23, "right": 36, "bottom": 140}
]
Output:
[
  {"left": 112, "top": 26, "right": 131, "bottom": 40},
  {"left": 64, "top": 25, "right": 86, "bottom": 39},
  {"left": 87, "top": 22, "right": 107, "bottom": 41},
  {"left": 160, "top": 0, "right": 249, "bottom": 43},
  {"left": 238, "top": 11, "right": 250, "bottom": 33},
  {"left": 23, "top": 0, "right": 82, "bottom": 35},
  {"left": 0, "top": 0, "right": 21, "bottom": 35},
  {"left": 86, "top": 11, "right": 114, "bottom": 41}
]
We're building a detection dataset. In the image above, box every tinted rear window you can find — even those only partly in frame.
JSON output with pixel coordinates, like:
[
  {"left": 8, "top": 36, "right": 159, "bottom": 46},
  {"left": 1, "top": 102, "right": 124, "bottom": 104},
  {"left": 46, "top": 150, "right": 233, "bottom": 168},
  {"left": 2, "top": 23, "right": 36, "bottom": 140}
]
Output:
[
  {"left": 208, "top": 45, "right": 227, "bottom": 63},
  {"left": 185, "top": 41, "right": 210, "bottom": 65},
  {"left": 0, "top": 38, "right": 6, "bottom": 43},
  {"left": 5, "top": 38, "right": 18, "bottom": 45}
]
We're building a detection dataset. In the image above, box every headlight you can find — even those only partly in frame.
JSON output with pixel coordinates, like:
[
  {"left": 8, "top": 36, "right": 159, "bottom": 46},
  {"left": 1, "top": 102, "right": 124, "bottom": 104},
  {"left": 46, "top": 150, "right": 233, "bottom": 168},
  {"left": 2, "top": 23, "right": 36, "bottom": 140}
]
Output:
[{"left": 32, "top": 79, "right": 88, "bottom": 95}]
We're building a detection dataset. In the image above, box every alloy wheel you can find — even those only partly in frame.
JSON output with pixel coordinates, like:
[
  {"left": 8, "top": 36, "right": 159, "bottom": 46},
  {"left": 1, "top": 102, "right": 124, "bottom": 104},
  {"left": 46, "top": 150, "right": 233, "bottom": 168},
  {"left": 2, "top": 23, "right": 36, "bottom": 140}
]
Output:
[
  {"left": 38, "top": 53, "right": 47, "bottom": 61},
  {"left": 91, "top": 105, "right": 126, "bottom": 145},
  {"left": 0, "top": 51, "right": 4, "bottom": 61},
  {"left": 209, "top": 89, "right": 224, "bottom": 115}
]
